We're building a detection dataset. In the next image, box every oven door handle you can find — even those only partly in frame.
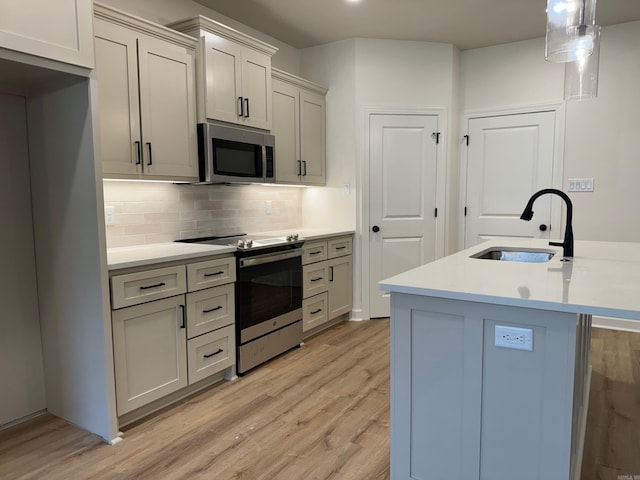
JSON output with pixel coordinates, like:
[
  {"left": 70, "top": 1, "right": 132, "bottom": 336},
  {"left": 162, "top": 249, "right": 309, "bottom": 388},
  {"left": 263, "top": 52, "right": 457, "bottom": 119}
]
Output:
[{"left": 239, "top": 248, "right": 302, "bottom": 268}]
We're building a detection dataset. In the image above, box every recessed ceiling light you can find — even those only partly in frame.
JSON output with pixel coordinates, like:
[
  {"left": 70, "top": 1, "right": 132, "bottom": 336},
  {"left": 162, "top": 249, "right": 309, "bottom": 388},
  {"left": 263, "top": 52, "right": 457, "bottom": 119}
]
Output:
[{"left": 346, "top": 0, "right": 362, "bottom": 3}]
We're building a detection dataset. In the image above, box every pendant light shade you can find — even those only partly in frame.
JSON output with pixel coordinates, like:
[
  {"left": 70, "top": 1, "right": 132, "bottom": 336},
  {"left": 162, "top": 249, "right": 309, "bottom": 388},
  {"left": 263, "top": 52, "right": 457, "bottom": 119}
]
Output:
[
  {"left": 546, "top": 0, "right": 597, "bottom": 62},
  {"left": 564, "top": 25, "right": 601, "bottom": 100}
]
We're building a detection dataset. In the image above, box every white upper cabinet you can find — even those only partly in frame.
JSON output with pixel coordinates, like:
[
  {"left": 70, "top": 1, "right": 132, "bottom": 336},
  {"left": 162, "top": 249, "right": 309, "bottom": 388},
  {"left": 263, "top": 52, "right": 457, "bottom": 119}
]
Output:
[
  {"left": 94, "top": 4, "right": 198, "bottom": 181},
  {"left": 169, "top": 16, "right": 277, "bottom": 131},
  {"left": 0, "top": 0, "right": 94, "bottom": 70},
  {"left": 272, "top": 68, "right": 327, "bottom": 185}
]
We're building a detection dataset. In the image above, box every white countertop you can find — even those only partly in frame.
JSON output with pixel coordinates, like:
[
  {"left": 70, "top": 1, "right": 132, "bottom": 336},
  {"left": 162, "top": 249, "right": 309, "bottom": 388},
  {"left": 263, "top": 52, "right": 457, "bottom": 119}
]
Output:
[
  {"left": 379, "top": 239, "right": 640, "bottom": 320},
  {"left": 107, "top": 228, "right": 354, "bottom": 270},
  {"left": 249, "top": 228, "right": 355, "bottom": 241},
  {"left": 107, "top": 243, "right": 236, "bottom": 270}
]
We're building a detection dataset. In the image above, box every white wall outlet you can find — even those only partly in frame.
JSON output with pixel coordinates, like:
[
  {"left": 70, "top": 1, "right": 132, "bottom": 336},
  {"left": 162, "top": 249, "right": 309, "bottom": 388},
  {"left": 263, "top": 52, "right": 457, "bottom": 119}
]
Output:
[
  {"left": 104, "top": 205, "right": 115, "bottom": 226},
  {"left": 265, "top": 200, "right": 272, "bottom": 215},
  {"left": 343, "top": 182, "right": 350, "bottom": 196},
  {"left": 495, "top": 325, "right": 533, "bottom": 351},
  {"left": 567, "top": 178, "right": 594, "bottom": 192}
]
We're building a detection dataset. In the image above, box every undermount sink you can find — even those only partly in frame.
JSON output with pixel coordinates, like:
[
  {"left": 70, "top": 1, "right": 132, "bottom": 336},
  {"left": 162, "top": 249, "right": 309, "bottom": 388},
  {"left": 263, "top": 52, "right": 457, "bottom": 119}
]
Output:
[{"left": 471, "top": 247, "right": 555, "bottom": 263}]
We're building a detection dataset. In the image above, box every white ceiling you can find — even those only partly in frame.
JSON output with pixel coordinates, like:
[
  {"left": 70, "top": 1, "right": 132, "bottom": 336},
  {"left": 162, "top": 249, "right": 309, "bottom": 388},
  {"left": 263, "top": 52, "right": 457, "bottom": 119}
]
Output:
[{"left": 194, "top": 0, "right": 640, "bottom": 50}]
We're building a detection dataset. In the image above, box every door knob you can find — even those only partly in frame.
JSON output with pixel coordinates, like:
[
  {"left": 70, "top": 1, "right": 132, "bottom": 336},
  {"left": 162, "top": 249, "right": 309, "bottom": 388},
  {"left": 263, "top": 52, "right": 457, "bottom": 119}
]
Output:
[
  {"left": 539, "top": 224, "right": 548, "bottom": 232},
  {"left": 372, "top": 225, "right": 380, "bottom": 233}
]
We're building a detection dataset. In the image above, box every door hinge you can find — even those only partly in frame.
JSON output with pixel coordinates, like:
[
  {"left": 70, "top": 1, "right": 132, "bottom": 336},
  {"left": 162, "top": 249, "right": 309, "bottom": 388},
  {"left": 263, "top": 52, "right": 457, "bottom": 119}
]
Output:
[
  {"left": 434, "top": 207, "right": 438, "bottom": 218},
  {"left": 464, "top": 206, "right": 467, "bottom": 216},
  {"left": 432, "top": 132, "right": 441, "bottom": 144},
  {"left": 463, "top": 134, "right": 469, "bottom": 146}
]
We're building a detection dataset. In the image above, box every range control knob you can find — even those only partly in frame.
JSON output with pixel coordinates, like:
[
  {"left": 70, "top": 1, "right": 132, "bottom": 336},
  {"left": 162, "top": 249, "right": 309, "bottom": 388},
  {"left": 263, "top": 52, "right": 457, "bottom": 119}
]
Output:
[
  {"left": 246, "top": 239, "right": 253, "bottom": 248},
  {"left": 292, "top": 234, "right": 299, "bottom": 241},
  {"left": 286, "top": 234, "right": 293, "bottom": 241},
  {"left": 237, "top": 240, "right": 245, "bottom": 248}
]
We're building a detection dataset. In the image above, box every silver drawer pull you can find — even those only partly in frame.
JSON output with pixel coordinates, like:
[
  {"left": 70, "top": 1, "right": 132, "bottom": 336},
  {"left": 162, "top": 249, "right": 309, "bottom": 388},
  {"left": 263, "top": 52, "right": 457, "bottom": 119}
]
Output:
[
  {"left": 204, "top": 270, "right": 225, "bottom": 277},
  {"left": 139, "top": 282, "right": 166, "bottom": 290},
  {"left": 203, "top": 306, "right": 223, "bottom": 314},
  {"left": 204, "top": 348, "right": 223, "bottom": 359}
]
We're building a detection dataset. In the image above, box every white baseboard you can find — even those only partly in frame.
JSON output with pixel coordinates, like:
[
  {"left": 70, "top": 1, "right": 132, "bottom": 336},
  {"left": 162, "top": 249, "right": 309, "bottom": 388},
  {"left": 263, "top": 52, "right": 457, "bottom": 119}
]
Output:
[{"left": 592, "top": 316, "right": 640, "bottom": 333}]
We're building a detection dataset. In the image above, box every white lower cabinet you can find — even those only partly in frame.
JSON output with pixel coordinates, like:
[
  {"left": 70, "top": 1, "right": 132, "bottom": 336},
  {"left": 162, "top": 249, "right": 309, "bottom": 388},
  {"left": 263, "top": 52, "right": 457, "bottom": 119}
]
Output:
[
  {"left": 112, "top": 296, "right": 188, "bottom": 415},
  {"left": 110, "top": 255, "right": 236, "bottom": 417},
  {"left": 301, "top": 235, "right": 353, "bottom": 336},
  {"left": 303, "top": 292, "right": 329, "bottom": 332},
  {"left": 187, "top": 325, "right": 235, "bottom": 384}
]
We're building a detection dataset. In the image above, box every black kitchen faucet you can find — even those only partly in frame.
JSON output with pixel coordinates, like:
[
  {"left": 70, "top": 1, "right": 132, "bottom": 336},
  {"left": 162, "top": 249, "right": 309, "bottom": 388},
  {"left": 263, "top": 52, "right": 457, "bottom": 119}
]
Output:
[{"left": 520, "top": 188, "right": 574, "bottom": 258}]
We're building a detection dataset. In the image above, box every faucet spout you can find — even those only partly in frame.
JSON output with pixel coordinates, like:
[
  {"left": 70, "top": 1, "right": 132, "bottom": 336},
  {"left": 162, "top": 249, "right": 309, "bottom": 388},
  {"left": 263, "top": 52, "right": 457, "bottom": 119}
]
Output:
[{"left": 520, "top": 188, "right": 574, "bottom": 258}]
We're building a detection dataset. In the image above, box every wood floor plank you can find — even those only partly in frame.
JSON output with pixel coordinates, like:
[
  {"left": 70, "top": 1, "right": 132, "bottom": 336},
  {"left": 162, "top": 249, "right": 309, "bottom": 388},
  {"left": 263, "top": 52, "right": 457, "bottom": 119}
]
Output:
[{"left": 2, "top": 320, "right": 639, "bottom": 480}]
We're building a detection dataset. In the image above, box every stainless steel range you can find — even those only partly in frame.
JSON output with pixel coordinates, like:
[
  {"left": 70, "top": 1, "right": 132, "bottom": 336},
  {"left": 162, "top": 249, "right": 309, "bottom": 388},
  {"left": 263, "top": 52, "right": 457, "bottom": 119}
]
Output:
[{"left": 176, "top": 234, "right": 303, "bottom": 374}]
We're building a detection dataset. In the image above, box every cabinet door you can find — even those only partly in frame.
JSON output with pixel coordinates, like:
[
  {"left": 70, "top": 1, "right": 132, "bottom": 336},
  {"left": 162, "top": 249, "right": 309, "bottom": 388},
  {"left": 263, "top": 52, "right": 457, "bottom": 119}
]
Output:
[
  {"left": 300, "top": 90, "right": 326, "bottom": 185},
  {"left": 328, "top": 256, "right": 352, "bottom": 319},
  {"left": 138, "top": 36, "right": 198, "bottom": 180},
  {"left": 0, "top": 0, "right": 93, "bottom": 68},
  {"left": 273, "top": 79, "right": 301, "bottom": 184},
  {"left": 112, "top": 295, "right": 188, "bottom": 415},
  {"left": 241, "top": 48, "right": 272, "bottom": 130},
  {"left": 203, "top": 35, "right": 243, "bottom": 125},
  {"left": 94, "top": 19, "right": 142, "bottom": 178}
]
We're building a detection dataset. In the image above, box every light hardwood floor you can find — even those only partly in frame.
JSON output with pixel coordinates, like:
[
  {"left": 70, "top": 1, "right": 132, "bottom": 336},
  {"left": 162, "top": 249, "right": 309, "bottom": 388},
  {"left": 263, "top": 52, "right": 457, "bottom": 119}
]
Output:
[{"left": 0, "top": 321, "right": 638, "bottom": 480}]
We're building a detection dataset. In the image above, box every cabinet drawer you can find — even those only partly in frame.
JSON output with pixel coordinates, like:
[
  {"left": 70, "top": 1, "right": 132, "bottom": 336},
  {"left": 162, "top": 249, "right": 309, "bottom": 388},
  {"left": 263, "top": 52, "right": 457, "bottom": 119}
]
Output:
[
  {"left": 187, "top": 256, "right": 236, "bottom": 292},
  {"left": 303, "top": 292, "right": 329, "bottom": 332},
  {"left": 303, "top": 261, "right": 329, "bottom": 298},
  {"left": 111, "top": 266, "right": 186, "bottom": 309},
  {"left": 302, "top": 240, "right": 327, "bottom": 265},
  {"left": 187, "top": 325, "right": 235, "bottom": 384},
  {"left": 186, "top": 283, "right": 235, "bottom": 339},
  {"left": 328, "top": 236, "right": 352, "bottom": 258}
]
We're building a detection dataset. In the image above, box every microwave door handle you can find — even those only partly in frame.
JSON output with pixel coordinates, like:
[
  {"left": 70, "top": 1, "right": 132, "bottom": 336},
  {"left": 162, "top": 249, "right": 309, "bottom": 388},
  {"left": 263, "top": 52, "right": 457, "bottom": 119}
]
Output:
[{"left": 201, "top": 124, "right": 212, "bottom": 182}]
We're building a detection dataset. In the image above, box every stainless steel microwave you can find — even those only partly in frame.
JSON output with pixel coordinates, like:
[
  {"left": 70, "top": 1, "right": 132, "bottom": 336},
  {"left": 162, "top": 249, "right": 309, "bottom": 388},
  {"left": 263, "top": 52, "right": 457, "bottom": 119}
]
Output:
[{"left": 196, "top": 123, "right": 275, "bottom": 184}]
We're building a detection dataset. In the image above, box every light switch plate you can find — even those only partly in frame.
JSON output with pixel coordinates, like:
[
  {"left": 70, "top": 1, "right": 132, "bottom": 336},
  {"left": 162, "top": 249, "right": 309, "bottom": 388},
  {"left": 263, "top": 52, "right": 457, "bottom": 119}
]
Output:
[
  {"left": 567, "top": 178, "right": 594, "bottom": 192},
  {"left": 104, "top": 205, "right": 115, "bottom": 226}
]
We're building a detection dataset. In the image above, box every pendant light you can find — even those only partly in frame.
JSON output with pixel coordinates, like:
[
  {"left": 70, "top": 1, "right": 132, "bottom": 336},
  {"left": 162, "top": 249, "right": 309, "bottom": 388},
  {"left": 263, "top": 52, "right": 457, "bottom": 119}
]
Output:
[
  {"left": 546, "top": 0, "right": 597, "bottom": 63},
  {"left": 564, "top": 25, "right": 601, "bottom": 100}
]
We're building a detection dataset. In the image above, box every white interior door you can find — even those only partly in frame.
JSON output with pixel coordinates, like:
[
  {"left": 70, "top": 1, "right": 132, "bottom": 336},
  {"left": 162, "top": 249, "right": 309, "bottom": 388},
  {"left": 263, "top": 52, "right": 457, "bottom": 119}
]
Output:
[
  {"left": 369, "top": 113, "right": 439, "bottom": 318},
  {"left": 464, "top": 111, "right": 558, "bottom": 247}
]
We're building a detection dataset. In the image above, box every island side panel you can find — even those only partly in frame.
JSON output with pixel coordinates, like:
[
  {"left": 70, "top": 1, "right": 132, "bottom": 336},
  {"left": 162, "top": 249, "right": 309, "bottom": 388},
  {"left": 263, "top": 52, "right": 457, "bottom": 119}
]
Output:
[
  {"left": 390, "top": 293, "right": 484, "bottom": 480},
  {"left": 390, "top": 293, "right": 578, "bottom": 480}
]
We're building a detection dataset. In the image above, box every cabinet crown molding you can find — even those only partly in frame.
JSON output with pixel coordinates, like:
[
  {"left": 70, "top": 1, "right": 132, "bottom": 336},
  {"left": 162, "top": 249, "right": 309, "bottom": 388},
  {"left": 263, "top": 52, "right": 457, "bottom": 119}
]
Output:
[
  {"left": 168, "top": 16, "right": 278, "bottom": 57},
  {"left": 272, "top": 67, "right": 328, "bottom": 96},
  {"left": 94, "top": 2, "right": 197, "bottom": 50}
]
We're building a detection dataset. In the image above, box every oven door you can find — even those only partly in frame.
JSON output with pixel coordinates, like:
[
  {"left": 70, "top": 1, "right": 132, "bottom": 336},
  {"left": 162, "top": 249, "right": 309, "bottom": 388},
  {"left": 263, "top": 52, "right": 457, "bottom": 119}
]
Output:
[{"left": 236, "top": 248, "right": 302, "bottom": 344}]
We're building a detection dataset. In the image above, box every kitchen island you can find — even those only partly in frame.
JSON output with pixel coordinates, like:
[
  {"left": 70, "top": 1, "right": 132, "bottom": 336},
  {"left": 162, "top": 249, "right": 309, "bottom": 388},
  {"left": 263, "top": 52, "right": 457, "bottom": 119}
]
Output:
[{"left": 380, "top": 239, "right": 640, "bottom": 480}]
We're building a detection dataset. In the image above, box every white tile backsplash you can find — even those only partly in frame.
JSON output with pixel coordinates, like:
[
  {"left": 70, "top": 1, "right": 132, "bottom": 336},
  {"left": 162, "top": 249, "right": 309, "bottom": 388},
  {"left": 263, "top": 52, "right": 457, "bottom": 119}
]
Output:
[{"left": 103, "top": 181, "right": 302, "bottom": 248}]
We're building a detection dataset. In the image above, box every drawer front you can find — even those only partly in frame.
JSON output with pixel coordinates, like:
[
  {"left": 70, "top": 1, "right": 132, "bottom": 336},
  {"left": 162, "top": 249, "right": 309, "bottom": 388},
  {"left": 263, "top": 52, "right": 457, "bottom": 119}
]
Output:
[
  {"left": 187, "top": 325, "right": 235, "bottom": 384},
  {"left": 187, "top": 256, "right": 236, "bottom": 292},
  {"left": 186, "top": 283, "right": 235, "bottom": 339},
  {"left": 302, "top": 240, "right": 327, "bottom": 265},
  {"left": 111, "top": 266, "right": 186, "bottom": 309},
  {"left": 328, "top": 236, "right": 352, "bottom": 258},
  {"left": 303, "top": 261, "right": 329, "bottom": 298},
  {"left": 303, "top": 292, "right": 329, "bottom": 333}
]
